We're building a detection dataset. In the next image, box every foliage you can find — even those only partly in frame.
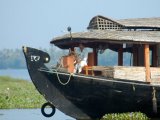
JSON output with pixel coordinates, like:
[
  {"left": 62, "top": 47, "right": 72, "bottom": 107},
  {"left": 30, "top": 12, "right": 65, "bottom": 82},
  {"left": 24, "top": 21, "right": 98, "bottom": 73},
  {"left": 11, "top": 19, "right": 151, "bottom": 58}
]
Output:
[
  {"left": 0, "top": 46, "right": 68, "bottom": 69},
  {"left": 0, "top": 76, "right": 46, "bottom": 108},
  {"left": 0, "top": 47, "right": 132, "bottom": 69},
  {"left": 101, "top": 112, "right": 150, "bottom": 120},
  {"left": 0, "top": 49, "right": 26, "bottom": 69}
]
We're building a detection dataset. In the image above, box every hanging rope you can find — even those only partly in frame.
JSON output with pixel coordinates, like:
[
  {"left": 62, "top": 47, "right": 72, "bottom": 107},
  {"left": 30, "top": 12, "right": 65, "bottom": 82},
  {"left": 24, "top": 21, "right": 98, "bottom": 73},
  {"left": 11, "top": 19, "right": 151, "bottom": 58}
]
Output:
[
  {"left": 56, "top": 71, "right": 73, "bottom": 85},
  {"left": 53, "top": 56, "right": 74, "bottom": 85}
]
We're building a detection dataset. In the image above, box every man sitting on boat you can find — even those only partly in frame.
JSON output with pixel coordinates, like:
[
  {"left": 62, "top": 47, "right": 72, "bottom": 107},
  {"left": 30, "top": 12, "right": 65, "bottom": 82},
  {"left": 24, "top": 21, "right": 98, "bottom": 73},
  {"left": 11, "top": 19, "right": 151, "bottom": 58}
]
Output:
[{"left": 74, "top": 43, "right": 88, "bottom": 73}]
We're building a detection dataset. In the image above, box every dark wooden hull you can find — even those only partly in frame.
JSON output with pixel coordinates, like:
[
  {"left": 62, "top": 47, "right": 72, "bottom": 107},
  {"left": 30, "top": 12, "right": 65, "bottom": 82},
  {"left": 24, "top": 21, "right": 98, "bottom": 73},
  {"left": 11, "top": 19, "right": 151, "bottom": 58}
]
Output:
[{"left": 23, "top": 47, "right": 160, "bottom": 120}]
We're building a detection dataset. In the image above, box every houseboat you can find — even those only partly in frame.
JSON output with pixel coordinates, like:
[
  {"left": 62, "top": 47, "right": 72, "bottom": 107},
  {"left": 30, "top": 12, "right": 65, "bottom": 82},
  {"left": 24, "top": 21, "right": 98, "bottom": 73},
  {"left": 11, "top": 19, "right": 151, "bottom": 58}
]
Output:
[{"left": 23, "top": 15, "right": 160, "bottom": 120}]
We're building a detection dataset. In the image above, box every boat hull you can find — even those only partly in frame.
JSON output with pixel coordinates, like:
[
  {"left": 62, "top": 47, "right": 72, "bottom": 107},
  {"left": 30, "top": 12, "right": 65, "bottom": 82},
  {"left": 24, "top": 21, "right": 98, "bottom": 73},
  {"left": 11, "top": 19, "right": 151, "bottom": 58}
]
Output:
[{"left": 23, "top": 47, "right": 160, "bottom": 120}]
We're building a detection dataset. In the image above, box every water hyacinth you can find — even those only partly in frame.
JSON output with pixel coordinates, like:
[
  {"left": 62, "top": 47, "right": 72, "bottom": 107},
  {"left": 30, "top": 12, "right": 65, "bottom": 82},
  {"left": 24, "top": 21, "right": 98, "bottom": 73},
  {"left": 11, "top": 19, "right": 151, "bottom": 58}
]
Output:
[
  {"left": 101, "top": 112, "right": 150, "bottom": 120},
  {"left": 0, "top": 76, "right": 46, "bottom": 109}
]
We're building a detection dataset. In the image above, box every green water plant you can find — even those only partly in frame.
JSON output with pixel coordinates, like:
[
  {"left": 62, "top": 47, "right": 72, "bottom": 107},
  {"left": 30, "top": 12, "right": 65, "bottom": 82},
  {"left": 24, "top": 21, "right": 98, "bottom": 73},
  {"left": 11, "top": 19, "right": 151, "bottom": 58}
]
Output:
[
  {"left": 0, "top": 76, "right": 46, "bottom": 109},
  {"left": 101, "top": 112, "right": 150, "bottom": 120}
]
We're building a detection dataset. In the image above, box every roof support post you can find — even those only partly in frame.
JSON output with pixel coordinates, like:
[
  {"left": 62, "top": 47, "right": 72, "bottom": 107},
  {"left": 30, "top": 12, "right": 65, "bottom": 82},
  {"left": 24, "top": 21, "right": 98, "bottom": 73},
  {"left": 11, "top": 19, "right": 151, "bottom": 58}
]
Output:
[
  {"left": 118, "top": 47, "right": 123, "bottom": 66},
  {"left": 70, "top": 47, "right": 75, "bottom": 51},
  {"left": 93, "top": 48, "right": 98, "bottom": 66},
  {"left": 144, "top": 44, "right": 151, "bottom": 82},
  {"left": 152, "top": 45, "right": 158, "bottom": 67},
  {"left": 133, "top": 45, "right": 138, "bottom": 66}
]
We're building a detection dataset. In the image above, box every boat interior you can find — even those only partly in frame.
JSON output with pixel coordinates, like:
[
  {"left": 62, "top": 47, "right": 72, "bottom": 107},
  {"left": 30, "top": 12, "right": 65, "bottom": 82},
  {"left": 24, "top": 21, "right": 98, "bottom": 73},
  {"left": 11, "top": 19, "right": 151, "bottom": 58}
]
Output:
[
  {"left": 54, "top": 43, "right": 160, "bottom": 85},
  {"left": 51, "top": 15, "right": 160, "bottom": 85}
]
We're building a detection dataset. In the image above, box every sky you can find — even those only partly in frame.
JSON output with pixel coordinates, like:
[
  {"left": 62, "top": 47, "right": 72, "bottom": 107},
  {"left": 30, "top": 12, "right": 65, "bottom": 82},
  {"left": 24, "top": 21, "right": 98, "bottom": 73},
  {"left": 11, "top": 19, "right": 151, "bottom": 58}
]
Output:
[{"left": 0, "top": 0, "right": 160, "bottom": 50}]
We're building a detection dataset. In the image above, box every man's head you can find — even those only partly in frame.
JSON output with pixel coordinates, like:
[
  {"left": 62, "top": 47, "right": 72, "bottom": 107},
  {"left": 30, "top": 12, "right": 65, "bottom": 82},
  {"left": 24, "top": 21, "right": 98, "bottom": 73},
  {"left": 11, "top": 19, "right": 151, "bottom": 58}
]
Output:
[{"left": 79, "top": 43, "right": 85, "bottom": 51}]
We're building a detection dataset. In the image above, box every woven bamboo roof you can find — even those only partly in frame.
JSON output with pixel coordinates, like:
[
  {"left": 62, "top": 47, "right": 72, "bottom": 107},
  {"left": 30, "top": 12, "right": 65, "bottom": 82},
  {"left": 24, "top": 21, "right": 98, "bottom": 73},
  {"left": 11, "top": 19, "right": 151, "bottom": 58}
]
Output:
[{"left": 51, "top": 30, "right": 160, "bottom": 49}]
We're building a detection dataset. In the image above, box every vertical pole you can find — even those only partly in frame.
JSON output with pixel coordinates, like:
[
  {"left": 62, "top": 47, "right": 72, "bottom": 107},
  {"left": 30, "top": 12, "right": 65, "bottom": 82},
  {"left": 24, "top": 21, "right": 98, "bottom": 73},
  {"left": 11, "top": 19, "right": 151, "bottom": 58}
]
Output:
[
  {"left": 144, "top": 44, "right": 151, "bottom": 82},
  {"left": 70, "top": 47, "right": 75, "bottom": 51},
  {"left": 158, "top": 44, "right": 160, "bottom": 66},
  {"left": 118, "top": 47, "right": 123, "bottom": 66},
  {"left": 93, "top": 48, "right": 97, "bottom": 66},
  {"left": 133, "top": 45, "right": 138, "bottom": 66},
  {"left": 152, "top": 45, "right": 158, "bottom": 67}
]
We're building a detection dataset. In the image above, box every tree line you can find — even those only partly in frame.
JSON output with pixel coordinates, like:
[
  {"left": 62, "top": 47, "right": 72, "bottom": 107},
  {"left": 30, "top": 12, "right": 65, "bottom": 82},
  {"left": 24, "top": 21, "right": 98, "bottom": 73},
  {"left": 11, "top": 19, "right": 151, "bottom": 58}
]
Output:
[
  {"left": 0, "top": 47, "right": 131, "bottom": 69},
  {"left": 0, "top": 47, "right": 68, "bottom": 69},
  {"left": 0, "top": 49, "right": 26, "bottom": 69}
]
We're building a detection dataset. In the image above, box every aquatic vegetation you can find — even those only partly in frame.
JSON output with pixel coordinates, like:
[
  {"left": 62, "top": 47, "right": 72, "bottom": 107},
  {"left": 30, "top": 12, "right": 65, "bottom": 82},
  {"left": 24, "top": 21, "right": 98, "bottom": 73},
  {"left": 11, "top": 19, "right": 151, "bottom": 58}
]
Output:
[
  {"left": 101, "top": 112, "right": 150, "bottom": 120},
  {"left": 0, "top": 76, "right": 46, "bottom": 109}
]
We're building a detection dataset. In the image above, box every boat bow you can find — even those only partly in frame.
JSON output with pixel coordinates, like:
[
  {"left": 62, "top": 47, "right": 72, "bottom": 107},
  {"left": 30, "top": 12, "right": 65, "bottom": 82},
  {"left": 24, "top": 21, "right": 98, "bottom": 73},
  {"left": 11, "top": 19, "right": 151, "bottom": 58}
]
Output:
[{"left": 22, "top": 46, "right": 92, "bottom": 120}]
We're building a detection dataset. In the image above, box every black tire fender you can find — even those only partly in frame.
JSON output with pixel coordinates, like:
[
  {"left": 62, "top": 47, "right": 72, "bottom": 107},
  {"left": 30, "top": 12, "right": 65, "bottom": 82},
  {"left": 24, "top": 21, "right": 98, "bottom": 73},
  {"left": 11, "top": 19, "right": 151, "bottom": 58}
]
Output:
[{"left": 41, "top": 102, "right": 56, "bottom": 117}]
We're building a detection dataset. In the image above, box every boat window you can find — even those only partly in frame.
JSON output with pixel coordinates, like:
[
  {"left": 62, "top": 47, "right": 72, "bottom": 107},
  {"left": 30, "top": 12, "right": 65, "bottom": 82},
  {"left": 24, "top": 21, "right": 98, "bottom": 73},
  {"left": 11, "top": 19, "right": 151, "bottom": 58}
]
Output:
[
  {"left": 98, "top": 49, "right": 118, "bottom": 66},
  {"left": 123, "top": 52, "right": 132, "bottom": 66},
  {"left": 98, "top": 49, "right": 132, "bottom": 67}
]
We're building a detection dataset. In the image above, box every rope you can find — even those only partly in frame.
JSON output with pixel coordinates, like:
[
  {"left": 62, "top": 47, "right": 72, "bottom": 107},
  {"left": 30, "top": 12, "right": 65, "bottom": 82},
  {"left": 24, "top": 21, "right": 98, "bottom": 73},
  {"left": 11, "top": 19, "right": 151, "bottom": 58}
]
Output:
[
  {"left": 56, "top": 71, "right": 73, "bottom": 85},
  {"left": 53, "top": 56, "right": 74, "bottom": 85}
]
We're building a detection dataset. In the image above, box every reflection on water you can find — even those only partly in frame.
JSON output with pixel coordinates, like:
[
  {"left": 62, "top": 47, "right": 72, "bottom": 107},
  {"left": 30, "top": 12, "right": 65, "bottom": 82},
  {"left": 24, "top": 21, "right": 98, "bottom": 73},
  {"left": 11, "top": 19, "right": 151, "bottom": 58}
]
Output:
[{"left": 0, "top": 109, "right": 75, "bottom": 120}]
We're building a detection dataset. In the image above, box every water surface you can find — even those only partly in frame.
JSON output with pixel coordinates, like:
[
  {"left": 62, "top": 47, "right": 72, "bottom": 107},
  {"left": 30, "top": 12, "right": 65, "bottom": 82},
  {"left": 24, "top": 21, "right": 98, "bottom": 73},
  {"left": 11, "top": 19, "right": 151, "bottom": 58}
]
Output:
[
  {"left": 0, "top": 69, "right": 30, "bottom": 80},
  {"left": 0, "top": 109, "right": 74, "bottom": 120}
]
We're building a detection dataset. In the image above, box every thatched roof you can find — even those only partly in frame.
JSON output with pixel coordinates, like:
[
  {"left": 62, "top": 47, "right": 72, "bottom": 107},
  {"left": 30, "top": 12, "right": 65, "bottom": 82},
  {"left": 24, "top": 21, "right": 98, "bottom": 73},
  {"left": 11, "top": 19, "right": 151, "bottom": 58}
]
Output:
[
  {"left": 51, "top": 30, "right": 160, "bottom": 49},
  {"left": 51, "top": 15, "right": 160, "bottom": 49},
  {"left": 117, "top": 17, "right": 160, "bottom": 28},
  {"left": 87, "top": 15, "right": 160, "bottom": 30}
]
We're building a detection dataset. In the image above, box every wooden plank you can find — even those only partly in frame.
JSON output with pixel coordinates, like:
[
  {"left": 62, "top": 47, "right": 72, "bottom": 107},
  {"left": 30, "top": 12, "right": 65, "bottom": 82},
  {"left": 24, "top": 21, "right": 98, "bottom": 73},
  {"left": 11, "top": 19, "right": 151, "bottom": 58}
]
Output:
[
  {"left": 150, "top": 67, "right": 160, "bottom": 85},
  {"left": 113, "top": 66, "right": 145, "bottom": 81},
  {"left": 151, "top": 67, "right": 160, "bottom": 79},
  {"left": 94, "top": 65, "right": 160, "bottom": 83},
  {"left": 101, "top": 66, "right": 146, "bottom": 81}
]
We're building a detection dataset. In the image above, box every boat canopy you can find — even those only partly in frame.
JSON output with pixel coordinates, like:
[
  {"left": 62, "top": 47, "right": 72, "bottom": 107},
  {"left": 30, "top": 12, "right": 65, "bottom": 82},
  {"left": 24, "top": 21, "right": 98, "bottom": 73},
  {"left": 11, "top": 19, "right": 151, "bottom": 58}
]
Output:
[
  {"left": 50, "top": 15, "right": 160, "bottom": 49},
  {"left": 50, "top": 15, "right": 160, "bottom": 83},
  {"left": 51, "top": 15, "right": 160, "bottom": 49},
  {"left": 87, "top": 15, "right": 160, "bottom": 30},
  {"left": 51, "top": 30, "right": 160, "bottom": 49}
]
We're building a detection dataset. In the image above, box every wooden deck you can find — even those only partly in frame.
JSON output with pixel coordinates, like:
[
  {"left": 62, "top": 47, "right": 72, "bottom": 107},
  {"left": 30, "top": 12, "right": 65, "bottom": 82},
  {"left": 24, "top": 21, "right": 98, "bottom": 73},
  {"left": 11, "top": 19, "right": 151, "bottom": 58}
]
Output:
[{"left": 91, "top": 66, "right": 160, "bottom": 85}]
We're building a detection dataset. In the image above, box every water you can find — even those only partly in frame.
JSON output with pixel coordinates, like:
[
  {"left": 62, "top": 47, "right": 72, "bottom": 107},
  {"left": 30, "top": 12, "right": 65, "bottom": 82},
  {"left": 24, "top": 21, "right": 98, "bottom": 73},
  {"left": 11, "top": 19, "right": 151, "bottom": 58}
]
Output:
[
  {"left": 0, "top": 69, "right": 75, "bottom": 120},
  {"left": 0, "top": 69, "right": 30, "bottom": 80},
  {"left": 0, "top": 109, "right": 74, "bottom": 120}
]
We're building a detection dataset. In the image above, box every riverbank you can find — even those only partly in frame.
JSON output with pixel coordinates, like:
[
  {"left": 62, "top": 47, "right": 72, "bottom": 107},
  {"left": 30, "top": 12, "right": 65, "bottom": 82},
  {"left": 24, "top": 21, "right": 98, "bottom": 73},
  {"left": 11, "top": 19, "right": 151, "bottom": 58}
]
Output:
[{"left": 0, "top": 76, "right": 46, "bottom": 108}]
